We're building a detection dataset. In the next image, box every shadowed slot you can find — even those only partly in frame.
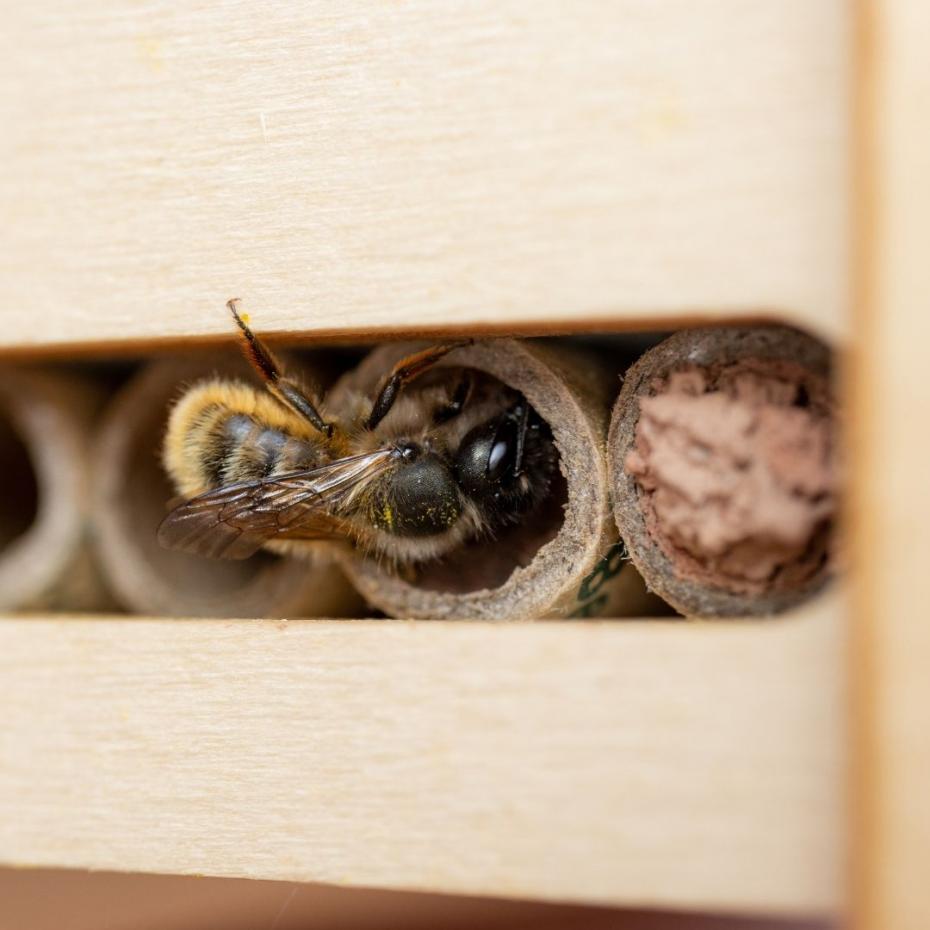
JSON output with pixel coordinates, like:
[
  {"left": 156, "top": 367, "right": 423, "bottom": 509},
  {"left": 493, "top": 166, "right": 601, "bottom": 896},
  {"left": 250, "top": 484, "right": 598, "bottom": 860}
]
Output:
[{"left": 0, "top": 408, "right": 38, "bottom": 555}]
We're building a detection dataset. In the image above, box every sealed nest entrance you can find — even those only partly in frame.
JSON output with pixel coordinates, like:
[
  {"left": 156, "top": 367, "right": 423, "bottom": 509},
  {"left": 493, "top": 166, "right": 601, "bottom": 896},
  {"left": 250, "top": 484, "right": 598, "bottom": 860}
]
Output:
[
  {"left": 609, "top": 324, "right": 837, "bottom": 617},
  {"left": 627, "top": 356, "right": 835, "bottom": 599},
  {"left": 0, "top": 409, "right": 39, "bottom": 555}
]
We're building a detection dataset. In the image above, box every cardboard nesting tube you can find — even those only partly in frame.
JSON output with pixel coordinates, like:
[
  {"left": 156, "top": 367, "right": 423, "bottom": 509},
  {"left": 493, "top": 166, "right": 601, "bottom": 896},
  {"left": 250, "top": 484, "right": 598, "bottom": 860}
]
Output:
[
  {"left": 0, "top": 369, "right": 111, "bottom": 611},
  {"left": 608, "top": 325, "right": 836, "bottom": 618},
  {"left": 91, "top": 355, "right": 363, "bottom": 618},
  {"left": 332, "top": 339, "right": 660, "bottom": 620}
]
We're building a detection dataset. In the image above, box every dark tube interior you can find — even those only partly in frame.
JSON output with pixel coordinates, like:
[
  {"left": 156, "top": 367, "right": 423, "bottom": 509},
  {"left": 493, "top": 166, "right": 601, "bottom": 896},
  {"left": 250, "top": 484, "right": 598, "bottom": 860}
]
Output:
[{"left": 0, "top": 408, "right": 39, "bottom": 555}]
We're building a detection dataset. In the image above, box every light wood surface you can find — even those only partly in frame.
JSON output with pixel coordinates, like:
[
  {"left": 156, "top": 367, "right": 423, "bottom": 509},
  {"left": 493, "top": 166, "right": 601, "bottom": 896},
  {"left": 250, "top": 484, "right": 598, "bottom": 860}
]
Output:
[
  {"left": 0, "top": 597, "right": 844, "bottom": 916},
  {"left": 852, "top": 2, "right": 930, "bottom": 928},
  {"left": 0, "top": 1, "right": 856, "bottom": 921},
  {"left": 0, "top": 1, "right": 849, "bottom": 350}
]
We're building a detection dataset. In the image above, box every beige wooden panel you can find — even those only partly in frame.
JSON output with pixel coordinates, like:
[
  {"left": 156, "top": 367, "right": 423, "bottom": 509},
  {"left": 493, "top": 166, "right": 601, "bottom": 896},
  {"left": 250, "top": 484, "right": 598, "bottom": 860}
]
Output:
[
  {"left": 853, "top": 1, "right": 930, "bottom": 928},
  {"left": 0, "top": 2, "right": 849, "bottom": 349},
  {"left": 0, "top": 599, "right": 844, "bottom": 916}
]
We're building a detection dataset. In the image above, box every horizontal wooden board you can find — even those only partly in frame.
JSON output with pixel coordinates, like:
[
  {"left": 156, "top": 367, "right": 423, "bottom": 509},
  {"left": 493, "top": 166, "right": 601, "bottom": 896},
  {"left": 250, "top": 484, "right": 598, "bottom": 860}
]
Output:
[
  {"left": 0, "top": 597, "right": 845, "bottom": 915},
  {"left": 0, "top": 1, "right": 849, "bottom": 350}
]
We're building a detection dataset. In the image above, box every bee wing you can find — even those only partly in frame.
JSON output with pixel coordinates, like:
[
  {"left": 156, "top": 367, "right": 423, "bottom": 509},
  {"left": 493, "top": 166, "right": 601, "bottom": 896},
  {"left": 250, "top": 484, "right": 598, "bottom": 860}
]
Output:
[{"left": 156, "top": 448, "right": 396, "bottom": 560}]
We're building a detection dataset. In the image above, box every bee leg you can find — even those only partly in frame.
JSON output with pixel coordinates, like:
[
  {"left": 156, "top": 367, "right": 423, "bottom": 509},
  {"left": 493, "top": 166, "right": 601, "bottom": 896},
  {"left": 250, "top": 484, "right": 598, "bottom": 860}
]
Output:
[
  {"left": 367, "top": 340, "right": 472, "bottom": 431},
  {"left": 227, "top": 298, "right": 333, "bottom": 437}
]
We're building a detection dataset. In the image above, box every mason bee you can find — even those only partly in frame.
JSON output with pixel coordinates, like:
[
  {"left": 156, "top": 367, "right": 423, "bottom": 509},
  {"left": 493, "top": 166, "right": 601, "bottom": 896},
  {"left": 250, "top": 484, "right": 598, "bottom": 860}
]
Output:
[{"left": 157, "top": 301, "right": 558, "bottom": 566}]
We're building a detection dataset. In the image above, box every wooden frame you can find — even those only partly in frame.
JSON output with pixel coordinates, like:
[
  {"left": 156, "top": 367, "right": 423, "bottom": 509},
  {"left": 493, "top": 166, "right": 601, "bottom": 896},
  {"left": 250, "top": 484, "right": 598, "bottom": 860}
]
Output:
[{"left": 6, "top": 1, "right": 909, "bottom": 925}]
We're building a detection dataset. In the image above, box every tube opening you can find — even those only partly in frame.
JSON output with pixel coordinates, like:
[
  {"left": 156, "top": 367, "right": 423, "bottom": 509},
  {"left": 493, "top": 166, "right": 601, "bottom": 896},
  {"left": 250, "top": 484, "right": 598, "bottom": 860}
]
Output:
[
  {"left": 396, "top": 368, "right": 568, "bottom": 595},
  {"left": 0, "top": 408, "right": 39, "bottom": 555}
]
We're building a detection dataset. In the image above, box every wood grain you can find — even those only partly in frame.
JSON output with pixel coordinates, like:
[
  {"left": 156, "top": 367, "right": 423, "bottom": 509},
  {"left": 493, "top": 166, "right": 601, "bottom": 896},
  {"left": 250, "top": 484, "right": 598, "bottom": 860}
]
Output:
[
  {"left": 0, "top": 597, "right": 845, "bottom": 916},
  {"left": 0, "top": 1, "right": 849, "bottom": 349},
  {"left": 852, "top": 1, "right": 930, "bottom": 928}
]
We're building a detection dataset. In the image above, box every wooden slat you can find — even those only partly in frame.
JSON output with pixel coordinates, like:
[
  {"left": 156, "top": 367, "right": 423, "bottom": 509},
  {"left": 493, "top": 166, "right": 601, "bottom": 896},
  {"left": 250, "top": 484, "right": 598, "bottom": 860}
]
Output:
[
  {"left": 0, "top": 1, "right": 848, "bottom": 349},
  {"left": 853, "top": 1, "right": 930, "bottom": 928},
  {"left": 0, "top": 599, "right": 844, "bottom": 916}
]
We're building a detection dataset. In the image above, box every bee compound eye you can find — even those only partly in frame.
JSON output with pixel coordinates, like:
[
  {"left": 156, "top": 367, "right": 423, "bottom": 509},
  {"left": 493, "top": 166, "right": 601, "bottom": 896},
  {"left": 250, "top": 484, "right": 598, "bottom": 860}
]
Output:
[
  {"left": 453, "top": 423, "right": 495, "bottom": 497},
  {"left": 486, "top": 420, "right": 521, "bottom": 481},
  {"left": 454, "top": 415, "right": 521, "bottom": 493},
  {"left": 371, "top": 454, "right": 462, "bottom": 537}
]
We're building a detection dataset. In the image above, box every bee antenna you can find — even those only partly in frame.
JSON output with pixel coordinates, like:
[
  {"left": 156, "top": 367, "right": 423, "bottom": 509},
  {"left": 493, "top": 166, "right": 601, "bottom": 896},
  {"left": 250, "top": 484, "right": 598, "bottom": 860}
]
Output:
[
  {"left": 367, "top": 340, "right": 472, "bottom": 431},
  {"left": 226, "top": 298, "right": 334, "bottom": 438},
  {"left": 227, "top": 297, "right": 247, "bottom": 328}
]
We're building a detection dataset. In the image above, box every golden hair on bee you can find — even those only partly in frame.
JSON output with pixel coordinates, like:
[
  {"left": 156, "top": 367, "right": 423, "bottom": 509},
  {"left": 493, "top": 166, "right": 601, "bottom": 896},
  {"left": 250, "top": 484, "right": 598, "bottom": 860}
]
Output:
[{"left": 163, "top": 377, "right": 342, "bottom": 500}]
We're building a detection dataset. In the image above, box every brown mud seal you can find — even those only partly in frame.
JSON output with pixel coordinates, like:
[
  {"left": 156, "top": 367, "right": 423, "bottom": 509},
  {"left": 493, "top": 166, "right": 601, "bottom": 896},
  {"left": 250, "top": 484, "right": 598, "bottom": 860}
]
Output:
[{"left": 608, "top": 326, "right": 837, "bottom": 618}]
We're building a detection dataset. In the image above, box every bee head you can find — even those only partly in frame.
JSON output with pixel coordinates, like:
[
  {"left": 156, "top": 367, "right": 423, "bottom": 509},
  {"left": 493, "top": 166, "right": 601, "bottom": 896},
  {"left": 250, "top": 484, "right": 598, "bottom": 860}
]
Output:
[
  {"left": 453, "top": 404, "right": 552, "bottom": 523},
  {"left": 367, "top": 399, "right": 554, "bottom": 550}
]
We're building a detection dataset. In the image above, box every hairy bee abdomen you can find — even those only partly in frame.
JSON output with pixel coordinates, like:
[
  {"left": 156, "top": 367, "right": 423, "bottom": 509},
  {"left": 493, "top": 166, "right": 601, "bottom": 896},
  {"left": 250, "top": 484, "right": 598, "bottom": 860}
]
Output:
[
  {"left": 163, "top": 379, "right": 326, "bottom": 498},
  {"left": 209, "top": 413, "right": 317, "bottom": 486}
]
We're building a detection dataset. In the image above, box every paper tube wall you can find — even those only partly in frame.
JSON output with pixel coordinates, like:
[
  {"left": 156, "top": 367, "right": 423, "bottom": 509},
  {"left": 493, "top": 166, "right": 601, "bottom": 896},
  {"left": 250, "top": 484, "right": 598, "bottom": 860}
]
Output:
[
  {"left": 91, "top": 354, "right": 363, "bottom": 618},
  {"left": 0, "top": 368, "right": 111, "bottom": 611},
  {"left": 330, "top": 339, "right": 665, "bottom": 620}
]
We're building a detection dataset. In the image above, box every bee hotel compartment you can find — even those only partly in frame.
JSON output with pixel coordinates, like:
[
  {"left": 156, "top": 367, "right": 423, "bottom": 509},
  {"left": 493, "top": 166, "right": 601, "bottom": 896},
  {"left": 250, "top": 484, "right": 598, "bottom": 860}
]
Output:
[{"left": 329, "top": 339, "right": 658, "bottom": 620}]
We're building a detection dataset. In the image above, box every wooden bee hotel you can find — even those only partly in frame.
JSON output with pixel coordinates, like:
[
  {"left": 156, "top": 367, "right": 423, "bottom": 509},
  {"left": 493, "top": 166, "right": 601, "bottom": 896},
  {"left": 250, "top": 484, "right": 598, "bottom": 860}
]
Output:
[{"left": 0, "top": 3, "right": 927, "bottom": 929}]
